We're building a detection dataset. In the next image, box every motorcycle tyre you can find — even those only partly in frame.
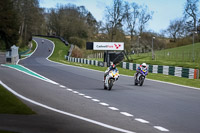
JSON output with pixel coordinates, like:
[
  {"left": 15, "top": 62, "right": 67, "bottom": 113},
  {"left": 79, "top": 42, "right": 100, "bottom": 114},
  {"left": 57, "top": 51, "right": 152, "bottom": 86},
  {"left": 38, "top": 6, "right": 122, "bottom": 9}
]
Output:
[
  {"left": 140, "top": 78, "right": 144, "bottom": 86},
  {"left": 135, "top": 81, "right": 138, "bottom": 86},
  {"left": 134, "top": 75, "right": 138, "bottom": 86},
  {"left": 108, "top": 79, "right": 113, "bottom": 91},
  {"left": 104, "top": 83, "right": 107, "bottom": 90}
]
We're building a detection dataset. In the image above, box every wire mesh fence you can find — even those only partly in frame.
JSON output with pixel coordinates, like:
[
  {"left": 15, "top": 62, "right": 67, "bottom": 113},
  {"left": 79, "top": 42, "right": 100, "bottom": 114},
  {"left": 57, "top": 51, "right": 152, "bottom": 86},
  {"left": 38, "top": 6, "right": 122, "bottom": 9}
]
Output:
[{"left": 140, "top": 51, "right": 200, "bottom": 63}]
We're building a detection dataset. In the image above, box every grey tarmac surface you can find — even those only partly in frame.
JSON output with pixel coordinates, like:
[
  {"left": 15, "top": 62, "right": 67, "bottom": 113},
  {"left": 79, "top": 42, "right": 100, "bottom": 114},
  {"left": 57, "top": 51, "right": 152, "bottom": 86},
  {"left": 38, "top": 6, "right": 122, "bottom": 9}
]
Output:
[
  {"left": 0, "top": 67, "right": 159, "bottom": 133},
  {"left": 0, "top": 37, "right": 200, "bottom": 133}
]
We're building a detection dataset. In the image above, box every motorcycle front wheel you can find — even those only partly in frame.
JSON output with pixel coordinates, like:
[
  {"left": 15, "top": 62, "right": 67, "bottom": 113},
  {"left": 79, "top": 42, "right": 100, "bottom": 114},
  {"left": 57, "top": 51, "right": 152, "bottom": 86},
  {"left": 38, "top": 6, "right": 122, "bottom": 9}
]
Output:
[
  {"left": 139, "top": 77, "right": 145, "bottom": 86},
  {"left": 108, "top": 79, "right": 113, "bottom": 90},
  {"left": 134, "top": 74, "right": 138, "bottom": 85},
  {"left": 104, "top": 83, "right": 107, "bottom": 90}
]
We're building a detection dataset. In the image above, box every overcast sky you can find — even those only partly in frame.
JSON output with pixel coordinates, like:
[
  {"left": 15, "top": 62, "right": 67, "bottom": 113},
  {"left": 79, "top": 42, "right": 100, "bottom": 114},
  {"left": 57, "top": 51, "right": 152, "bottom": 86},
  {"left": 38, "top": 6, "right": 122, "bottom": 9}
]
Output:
[{"left": 39, "top": 0, "right": 200, "bottom": 33}]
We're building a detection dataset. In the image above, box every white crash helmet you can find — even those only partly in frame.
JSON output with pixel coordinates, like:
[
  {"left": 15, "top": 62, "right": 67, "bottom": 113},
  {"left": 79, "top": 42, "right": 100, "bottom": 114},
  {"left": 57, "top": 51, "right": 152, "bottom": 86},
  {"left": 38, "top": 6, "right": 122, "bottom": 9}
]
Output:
[{"left": 141, "top": 63, "right": 147, "bottom": 68}]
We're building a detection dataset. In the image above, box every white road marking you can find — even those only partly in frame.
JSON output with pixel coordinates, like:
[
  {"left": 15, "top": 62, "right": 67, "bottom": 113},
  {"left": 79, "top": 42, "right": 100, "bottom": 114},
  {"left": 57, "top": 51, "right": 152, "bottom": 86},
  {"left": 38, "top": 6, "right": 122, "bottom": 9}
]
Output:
[
  {"left": 120, "top": 112, "right": 134, "bottom": 117},
  {"left": 67, "top": 89, "right": 73, "bottom": 91},
  {"left": 154, "top": 126, "right": 169, "bottom": 132},
  {"left": 135, "top": 118, "right": 149, "bottom": 124},
  {"left": 0, "top": 81, "right": 136, "bottom": 133},
  {"left": 78, "top": 93, "right": 85, "bottom": 96},
  {"left": 72, "top": 91, "right": 79, "bottom": 94},
  {"left": 59, "top": 85, "right": 66, "bottom": 88},
  {"left": 100, "top": 103, "right": 109, "bottom": 106},
  {"left": 92, "top": 99, "right": 100, "bottom": 102},
  {"left": 84, "top": 96, "right": 92, "bottom": 99},
  {"left": 108, "top": 107, "right": 119, "bottom": 111}
]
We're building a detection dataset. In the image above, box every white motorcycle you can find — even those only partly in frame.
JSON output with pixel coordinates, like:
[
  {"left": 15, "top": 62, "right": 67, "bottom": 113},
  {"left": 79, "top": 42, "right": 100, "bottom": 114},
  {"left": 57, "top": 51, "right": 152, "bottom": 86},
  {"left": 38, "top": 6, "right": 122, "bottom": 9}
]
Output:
[
  {"left": 104, "top": 70, "right": 119, "bottom": 90},
  {"left": 134, "top": 67, "right": 148, "bottom": 86}
]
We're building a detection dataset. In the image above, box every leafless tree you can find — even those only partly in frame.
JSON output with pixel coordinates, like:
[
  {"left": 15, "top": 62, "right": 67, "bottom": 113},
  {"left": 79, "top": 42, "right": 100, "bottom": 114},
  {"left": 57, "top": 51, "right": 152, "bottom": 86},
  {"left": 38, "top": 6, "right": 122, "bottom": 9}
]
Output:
[
  {"left": 166, "top": 18, "right": 186, "bottom": 42},
  {"left": 138, "top": 5, "right": 153, "bottom": 34},
  {"left": 124, "top": 2, "right": 139, "bottom": 43},
  {"left": 184, "top": 0, "right": 199, "bottom": 31},
  {"left": 105, "top": 0, "right": 125, "bottom": 41}
]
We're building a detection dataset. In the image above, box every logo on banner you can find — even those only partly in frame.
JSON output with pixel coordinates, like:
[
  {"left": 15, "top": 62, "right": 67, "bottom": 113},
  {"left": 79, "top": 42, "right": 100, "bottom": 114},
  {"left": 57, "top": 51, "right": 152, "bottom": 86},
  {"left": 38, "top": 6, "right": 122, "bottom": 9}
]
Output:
[
  {"left": 114, "top": 44, "right": 121, "bottom": 49},
  {"left": 93, "top": 42, "right": 124, "bottom": 50}
]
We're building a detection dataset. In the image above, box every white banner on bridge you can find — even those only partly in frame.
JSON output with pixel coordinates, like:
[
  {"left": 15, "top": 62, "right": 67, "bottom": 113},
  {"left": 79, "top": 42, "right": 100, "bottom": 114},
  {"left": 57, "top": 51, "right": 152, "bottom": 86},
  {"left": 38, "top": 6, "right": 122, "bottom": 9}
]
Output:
[{"left": 93, "top": 42, "right": 124, "bottom": 50}]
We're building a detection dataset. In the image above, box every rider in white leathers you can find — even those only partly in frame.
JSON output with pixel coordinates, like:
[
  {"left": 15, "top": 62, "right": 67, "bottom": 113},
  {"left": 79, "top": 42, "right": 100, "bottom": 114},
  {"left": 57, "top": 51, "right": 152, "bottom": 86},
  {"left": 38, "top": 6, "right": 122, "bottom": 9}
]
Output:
[{"left": 104, "top": 63, "right": 118, "bottom": 81}]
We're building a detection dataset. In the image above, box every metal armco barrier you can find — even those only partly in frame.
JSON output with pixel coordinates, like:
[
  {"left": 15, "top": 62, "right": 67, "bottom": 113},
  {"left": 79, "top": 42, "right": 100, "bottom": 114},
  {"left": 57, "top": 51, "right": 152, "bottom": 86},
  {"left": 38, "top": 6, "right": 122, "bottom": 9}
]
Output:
[{"left": 121, "top": 62, "right": 199, "bottom": 79}]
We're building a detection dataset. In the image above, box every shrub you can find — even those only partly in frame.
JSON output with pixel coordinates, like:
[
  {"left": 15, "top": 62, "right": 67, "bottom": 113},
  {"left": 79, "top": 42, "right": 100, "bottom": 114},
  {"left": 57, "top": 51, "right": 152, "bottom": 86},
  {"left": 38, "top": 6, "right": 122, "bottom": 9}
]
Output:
[
  {"left": 71, "top": 46, "right": 83, "bottom": 58},
  {"left": 69, "top": 37, "right": 86, "bottom": 48}
]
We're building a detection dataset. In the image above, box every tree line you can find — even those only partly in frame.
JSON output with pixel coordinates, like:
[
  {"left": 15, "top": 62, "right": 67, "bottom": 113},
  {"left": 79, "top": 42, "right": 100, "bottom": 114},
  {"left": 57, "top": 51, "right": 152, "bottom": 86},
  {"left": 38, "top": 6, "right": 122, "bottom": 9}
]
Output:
[
  {"left": 0, "top": 0, "right": 44, "bottom": 50},
  {"left": 0, "top": 0, "right": 199, "bottom": 56}
]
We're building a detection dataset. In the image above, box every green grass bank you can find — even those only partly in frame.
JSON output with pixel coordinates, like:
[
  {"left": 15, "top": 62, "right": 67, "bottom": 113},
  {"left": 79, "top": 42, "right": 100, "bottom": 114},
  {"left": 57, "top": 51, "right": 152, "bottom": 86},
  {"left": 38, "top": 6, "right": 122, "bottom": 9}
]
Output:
[
  {"left": 0, "top": 85, "right": 35, "bottom": 114},
  {"left": 129, "top": 43, "right": 200, "bottom": 69}
]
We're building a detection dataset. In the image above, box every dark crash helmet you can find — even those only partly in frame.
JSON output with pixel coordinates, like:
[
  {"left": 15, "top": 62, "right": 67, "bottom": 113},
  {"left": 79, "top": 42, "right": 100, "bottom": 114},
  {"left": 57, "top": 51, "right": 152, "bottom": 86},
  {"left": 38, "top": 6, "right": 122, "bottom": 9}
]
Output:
[{"left": 112, "top": 64, "right": 116, "bottom": 69}]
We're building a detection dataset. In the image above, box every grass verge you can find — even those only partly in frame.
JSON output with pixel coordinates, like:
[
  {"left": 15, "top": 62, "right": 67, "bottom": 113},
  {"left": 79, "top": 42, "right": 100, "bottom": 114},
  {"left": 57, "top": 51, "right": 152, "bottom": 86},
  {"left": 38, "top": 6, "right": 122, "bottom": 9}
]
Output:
[
  {"left": 43, "top": 37, "right": 200, "bottom": 88},
  {"left": 0, "top": 85, "right": 35, "bottom": 114},
  {"left": 20, "top": 40, "right": 37, "bottom": 59},
  {"left": 31, "top": 40, "right": 37, "bottom": 53}
]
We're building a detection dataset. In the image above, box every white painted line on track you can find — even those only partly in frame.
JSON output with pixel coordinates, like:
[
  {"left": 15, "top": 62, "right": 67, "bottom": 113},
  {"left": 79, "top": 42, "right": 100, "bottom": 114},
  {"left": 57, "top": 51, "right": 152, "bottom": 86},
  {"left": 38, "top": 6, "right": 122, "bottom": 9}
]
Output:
[
  {"left": 0, "top": 80, "right": 136, "bottom": 133},
  {"left": 120, "top": 112, "right": 134, "bottom": 117},
  {"left": 67, "top": 89, "right": 73, "bottom": 91},
  {"left": 59, "top": 85, "right": 66, "bottom": 88},
  {"left": 78, "top": 93, "right": 85, "bottom": 96},
  {"left": 100, "top": 103, "right": 109, "bottom": 106},
  {"left": 108, "top": 107, "right": 119, "bottom": 111},
  {"left": 135, "top": 118, "right": 149, "bottom": 124},
  {"left": 92, "top": 99, "right": 100, "bottom": 102},
  {"left": 84, "top": 96, "right": 92, "bottom": 99},
  {"left": 154, "top": 126, "right": 169, "bottom": 132},
  {"left": 73, "top": 91, "right": 79, "bottom": 94}
]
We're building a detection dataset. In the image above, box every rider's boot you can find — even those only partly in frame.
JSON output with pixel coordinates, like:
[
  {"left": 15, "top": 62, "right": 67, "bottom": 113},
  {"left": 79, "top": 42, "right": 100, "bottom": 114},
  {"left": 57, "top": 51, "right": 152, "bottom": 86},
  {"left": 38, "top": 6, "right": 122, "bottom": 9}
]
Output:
[{"left": 103, "top": 76, "right": 106, "bottom": 82}]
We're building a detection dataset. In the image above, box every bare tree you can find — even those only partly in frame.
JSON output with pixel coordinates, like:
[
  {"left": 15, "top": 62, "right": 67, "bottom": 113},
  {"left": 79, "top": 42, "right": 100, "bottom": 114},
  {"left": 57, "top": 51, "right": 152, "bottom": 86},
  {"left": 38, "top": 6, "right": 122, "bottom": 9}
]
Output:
[
  {"left": 105, "top": 0, "right": 125, "bottom": 41},
  {"left": 166, "top": 18, "right": 185, "bottom": 42},
  {"left": 124, "top": 2, "right": 139, "bottom": 43},
  {"left": 184, "top": 0, "right": 199, "bottom": 31},
  {"left": 138, "top": 5, "right": 153, "bottom": 34}
]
